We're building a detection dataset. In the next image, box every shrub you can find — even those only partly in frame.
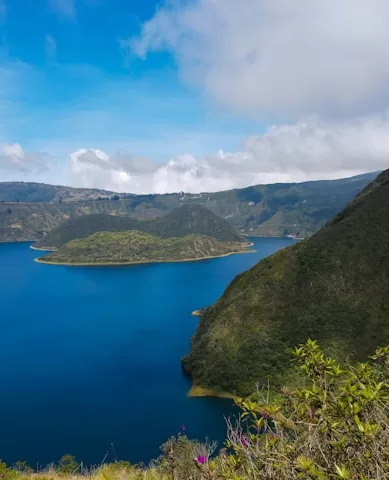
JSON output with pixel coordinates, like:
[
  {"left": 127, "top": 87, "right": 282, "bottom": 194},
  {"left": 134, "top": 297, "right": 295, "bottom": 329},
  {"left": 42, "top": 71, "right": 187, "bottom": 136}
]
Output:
[
  {"left": 13, "top": 461, "right": 32, "bottom": 474},
  {"left": 57, "top": 455, "right": 79, "bottom": 475},
  {"left": 154, "top": 433, "right": 217, "bottom": 480},
  {"left": 206, "top": 339, "right": 389, "bottom": 479},
  {"left": 0, "top": 460, "right": 17, "bottom": 480}
]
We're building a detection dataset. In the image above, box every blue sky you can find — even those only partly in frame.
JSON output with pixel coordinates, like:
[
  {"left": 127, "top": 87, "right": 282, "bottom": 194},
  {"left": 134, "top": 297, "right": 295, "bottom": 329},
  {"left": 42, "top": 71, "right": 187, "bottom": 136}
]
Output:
[
  {"left": 0, "top": 0, "right": 260, "bottom": 161},
  {"left": 0, "top": 0, "right": 388, "bottom": 193}
]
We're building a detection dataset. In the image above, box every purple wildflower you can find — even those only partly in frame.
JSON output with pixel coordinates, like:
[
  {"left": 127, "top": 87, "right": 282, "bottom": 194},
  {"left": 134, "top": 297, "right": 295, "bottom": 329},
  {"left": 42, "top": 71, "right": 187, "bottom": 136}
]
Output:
[
  {"left": 260, "top": 409, "right": 269, "bottom": 419},
  {"left": 196, "top": 455, "right": 207, "bottom": 464},
  {"left": 241, "top": 435, "right": 249, "bottom": 447},
  {"left": 181, "top": 425, "right": 186, "bottom": 432}
]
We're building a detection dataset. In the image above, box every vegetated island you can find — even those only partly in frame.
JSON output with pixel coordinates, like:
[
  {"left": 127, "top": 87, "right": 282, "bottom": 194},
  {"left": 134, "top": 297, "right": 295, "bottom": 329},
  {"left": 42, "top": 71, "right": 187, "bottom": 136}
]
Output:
[
  {"left": 34, "top": 204, "right": 247, "bottom": 250},
  {"left": 36, "top": 230, "right": 252, "bottom": 266},
  {"left": 182, "top": 167, "right": 389, "bottom": 398}
]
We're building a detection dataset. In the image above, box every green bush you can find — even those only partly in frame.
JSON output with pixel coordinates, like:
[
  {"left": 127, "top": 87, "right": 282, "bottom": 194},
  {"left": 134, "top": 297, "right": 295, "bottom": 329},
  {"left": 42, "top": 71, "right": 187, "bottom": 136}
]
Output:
[
  {"left": 13, "top": 461, "right": 32, "bottom": 474},
  {"left": 0, "top": 460, "right": 17, "bottom": 480},
  {"left": 154, "top": 433, "right": 217, "bottom": 480},
  {"left": 196, "top": 339, "right": 389, "bottom": 479},
  {"left": 57, "top": 455, "right": 79, "bottom": 475}
]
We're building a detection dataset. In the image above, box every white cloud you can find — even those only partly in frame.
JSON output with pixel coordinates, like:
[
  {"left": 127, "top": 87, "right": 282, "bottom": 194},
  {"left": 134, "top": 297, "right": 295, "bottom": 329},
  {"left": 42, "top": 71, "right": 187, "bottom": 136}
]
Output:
[
  {"left": 67, "top": 116, "right": 389, "bottom": 194},
  {"left": 49, "top": 0, "right": 75, "bottom": 18},
  {"left": 45, "top": 35, "right": 57, "bottom": 62},
  {"left": 131, "top": 0, "right": 389, "bottom": 117},
  {"left": 0, "top": 143, "right": 52, "bottom": 172}
]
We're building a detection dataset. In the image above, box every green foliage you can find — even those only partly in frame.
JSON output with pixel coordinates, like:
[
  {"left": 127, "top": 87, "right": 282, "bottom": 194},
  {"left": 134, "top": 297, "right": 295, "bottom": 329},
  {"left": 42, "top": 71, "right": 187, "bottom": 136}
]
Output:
[
  {"left": 57, "top": 455, "right": 79, "bottom": 474},
  {"left": 183, "top": 168, "right": 389, "bottom": 395},
  {"left": 35, "top": 214, "right": 146, "bottom": 249},
  {"left": 154, "top": 433, "right": 216, "bottom": 480},
  {"left": 191, "top": 340, "right": 389, "bottom": 479},
  {"left": 0, "top": 460, "right": 17, "bottom": 480},
  {"left": 98, "top": 460, "right": 135, "bottom": 480},
  {"left": 13, "top": 461, "right": 32, "bottom": 474}
]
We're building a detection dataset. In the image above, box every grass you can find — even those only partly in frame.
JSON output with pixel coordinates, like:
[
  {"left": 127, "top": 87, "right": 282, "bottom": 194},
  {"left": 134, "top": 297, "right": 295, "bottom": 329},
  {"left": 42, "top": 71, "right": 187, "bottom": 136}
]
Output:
[{"left": 187, "top": 385, "right": 241, "bottom": 401}]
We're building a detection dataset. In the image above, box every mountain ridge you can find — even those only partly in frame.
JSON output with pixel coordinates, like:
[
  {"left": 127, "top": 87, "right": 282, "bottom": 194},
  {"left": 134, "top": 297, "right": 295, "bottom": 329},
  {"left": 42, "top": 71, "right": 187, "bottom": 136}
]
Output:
[
  {"left": 0, "top": 171, "right": 378, "bottom": 242},
  {"left": 0, "top": 172, "right": 377, "bottom": 203}
]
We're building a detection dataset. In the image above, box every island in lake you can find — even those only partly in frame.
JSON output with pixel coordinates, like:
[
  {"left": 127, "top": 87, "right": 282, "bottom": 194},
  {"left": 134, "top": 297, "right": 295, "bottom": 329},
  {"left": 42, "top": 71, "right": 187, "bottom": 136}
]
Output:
[
  {"left": 35, "top": 204, "right": 252, "bottom": 265},
  {"left": 37, "top": 230, "right": 251, "bottom": 265}
]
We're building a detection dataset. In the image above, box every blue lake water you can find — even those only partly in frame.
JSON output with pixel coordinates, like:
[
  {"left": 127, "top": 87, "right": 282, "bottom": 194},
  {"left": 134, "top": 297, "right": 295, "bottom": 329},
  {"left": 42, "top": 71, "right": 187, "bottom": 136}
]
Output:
[{"left": 0, "top": 237, "right": 296, "bottom": 467}]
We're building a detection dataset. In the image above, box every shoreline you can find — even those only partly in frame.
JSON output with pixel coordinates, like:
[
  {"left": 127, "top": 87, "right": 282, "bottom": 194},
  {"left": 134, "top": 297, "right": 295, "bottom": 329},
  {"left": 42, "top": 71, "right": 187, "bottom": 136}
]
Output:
[
  {"left": 1, "top": 235, "right": 304, "bottom": 246},
  {"left": 188, "top": 385, "right": 241, "bottom": 401},
  {"left": 0, "top": 239, "right": 36, "bottom": 244},
  {"left": 35, "top": 248, "right": 255, "bottom": 267},
  {"left": 30, "top": 244, "right": 56, "bottom": 252}
]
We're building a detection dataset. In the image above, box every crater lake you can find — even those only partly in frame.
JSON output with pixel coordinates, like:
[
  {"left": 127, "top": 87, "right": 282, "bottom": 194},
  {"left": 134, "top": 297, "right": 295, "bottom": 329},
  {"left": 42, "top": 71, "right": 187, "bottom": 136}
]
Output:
[{"left": 0, "top": 237, "right": 296, "bottom": 467}]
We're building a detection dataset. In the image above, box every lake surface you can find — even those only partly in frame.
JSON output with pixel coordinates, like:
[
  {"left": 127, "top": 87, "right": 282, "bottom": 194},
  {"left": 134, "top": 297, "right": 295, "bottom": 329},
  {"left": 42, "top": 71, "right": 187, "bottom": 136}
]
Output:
[{"left": 0, "top": 237, "right": 296, "bottom": 467}]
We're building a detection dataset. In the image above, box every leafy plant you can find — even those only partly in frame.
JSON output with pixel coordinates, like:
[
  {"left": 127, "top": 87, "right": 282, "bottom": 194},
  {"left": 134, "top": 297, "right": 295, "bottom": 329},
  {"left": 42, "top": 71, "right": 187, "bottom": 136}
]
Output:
[
  {"left": 204, "top": 339, "right": 389, "bottom": 479},
  {"left": 57, "top": 455, "right": 79, "bottom": 474}
]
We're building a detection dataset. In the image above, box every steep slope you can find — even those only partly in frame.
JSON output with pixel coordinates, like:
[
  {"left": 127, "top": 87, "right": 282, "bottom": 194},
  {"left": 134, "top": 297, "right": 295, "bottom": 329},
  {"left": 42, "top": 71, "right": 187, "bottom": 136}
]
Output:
[
  {"left": 151, "top": 204, "right": 246, "bottom": 242},
  {"left": 34, "top": 205, "right": 246, "bottom": 249},
  {"left": 0, "top": 199, "right": 167, "bottom": 243},
  {"left": 33, "top": 214, "right": 145, "bottom": 250},
  {"left": 0, "top": 172, "right": 378, "bottom": 242},
  {"left": 38, "top": 231, "right": 248, "bottom": 265},
  {"left": 182, "top": 169, "right": 389, "bottom": 396}
]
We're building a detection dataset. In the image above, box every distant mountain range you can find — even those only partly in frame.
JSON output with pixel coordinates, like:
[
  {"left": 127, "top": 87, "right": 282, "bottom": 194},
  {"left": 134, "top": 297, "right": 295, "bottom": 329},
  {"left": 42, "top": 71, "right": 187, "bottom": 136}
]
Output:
[
  {"left": 182, "top": 168, "right": 389, "bottom": 396},
  {"left": 0, "top": 182, "right": 125, "bottom": 203},
  {"left": 0, "top": 172, "right": 378, "bottom": 242}
]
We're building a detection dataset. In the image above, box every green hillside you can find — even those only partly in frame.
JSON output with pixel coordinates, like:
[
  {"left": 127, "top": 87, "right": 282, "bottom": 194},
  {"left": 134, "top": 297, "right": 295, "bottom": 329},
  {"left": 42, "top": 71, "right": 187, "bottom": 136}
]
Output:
[
  {"left": 38, "top": 231, "right": 249, "bottom": 265},
  {"left": 151, "top": 204, "right": 246, "bottom": 241},
  {"left": 182, "top": 168, "right": 389, "bottom": 396},
  {"left": 0, "top": 182, "right": 121, "bottom": 203},
  {"left": 33, "top": 214, "right": 145, "bottom": 250},
  {"left": 34, "top": 205, "right": 245, "bottom": 249},
  {"left": 0, "top": 172, "right": 377, "bottom": 242}
]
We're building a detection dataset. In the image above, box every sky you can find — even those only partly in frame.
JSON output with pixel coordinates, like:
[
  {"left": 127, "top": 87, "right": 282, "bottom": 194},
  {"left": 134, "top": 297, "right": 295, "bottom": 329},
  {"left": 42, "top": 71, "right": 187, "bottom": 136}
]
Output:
[{"left": 1, "top": 0, "right": 389, "bottom": 193}]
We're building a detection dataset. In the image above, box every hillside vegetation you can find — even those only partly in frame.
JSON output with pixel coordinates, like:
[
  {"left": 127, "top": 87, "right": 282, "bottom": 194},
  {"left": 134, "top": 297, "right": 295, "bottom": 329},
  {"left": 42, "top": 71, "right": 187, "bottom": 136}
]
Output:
[
  {"left": 38, "top": 231, "right": 248, "bottom": 265},
  {"left": 0, "top": 172, "right": 377, "bottom": 242},
  {"left": 33, "top": 214, "right": 146, "bottom": 249},
  {"left": 34, "top": 205, "right": 245, "bottom": 249},
  {"left": 182, "top": 168, "right": 389, "bottom": 396}
]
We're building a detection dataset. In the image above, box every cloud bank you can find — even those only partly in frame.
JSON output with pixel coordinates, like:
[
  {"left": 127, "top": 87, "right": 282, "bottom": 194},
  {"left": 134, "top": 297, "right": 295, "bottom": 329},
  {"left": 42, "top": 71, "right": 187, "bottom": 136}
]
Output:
[
  {"left": 131, "top": 0, "right": 389, "bottom": 117},
  {"left": 67, "top": 116, "right": 389, "bottom": 194},
  {"left": 0, "top": 143, "right": 50, "bottom": 173}
]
